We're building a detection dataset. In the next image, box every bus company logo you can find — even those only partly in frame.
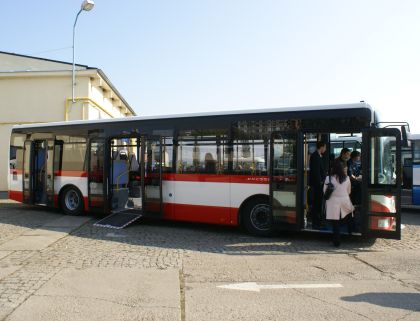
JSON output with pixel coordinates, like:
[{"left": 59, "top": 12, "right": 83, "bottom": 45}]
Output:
[{"left": 246, "top": 177, "right": 269, "bottom": 182}]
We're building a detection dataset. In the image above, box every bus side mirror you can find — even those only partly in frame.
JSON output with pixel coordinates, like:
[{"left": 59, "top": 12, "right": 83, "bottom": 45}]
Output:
[{"left": 401, "top": 126, "right": 409, "bottom": 148}]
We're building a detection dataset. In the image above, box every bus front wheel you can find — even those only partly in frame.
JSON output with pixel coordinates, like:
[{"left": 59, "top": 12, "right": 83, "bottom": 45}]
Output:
[
  {"left": 242, "top": 198, "right": 274, "bottom": 236},
  {"left": 60, "top": 186, "right": 84, "bottom": 216}
]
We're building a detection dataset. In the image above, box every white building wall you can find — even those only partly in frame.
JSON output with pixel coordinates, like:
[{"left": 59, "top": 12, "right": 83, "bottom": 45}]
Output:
[
  {"left": 0, "top": 125, "right": 13, "bottom": 195},
  {"left": 0, "top": 56, "right": 135, "bottom": 192}
]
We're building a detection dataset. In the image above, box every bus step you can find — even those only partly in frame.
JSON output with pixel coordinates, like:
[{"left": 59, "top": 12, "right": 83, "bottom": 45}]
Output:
[{"left": 94, "top": 212, "right": 142, "bottom": 229}]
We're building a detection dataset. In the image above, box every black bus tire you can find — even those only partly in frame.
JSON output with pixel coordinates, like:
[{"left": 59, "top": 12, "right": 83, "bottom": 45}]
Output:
[
  {"left": 60, "top": 186, "right": 84, "bottom": 216},
  {"left": 242, "top": 198, "right": 274, "bottom": 237}
]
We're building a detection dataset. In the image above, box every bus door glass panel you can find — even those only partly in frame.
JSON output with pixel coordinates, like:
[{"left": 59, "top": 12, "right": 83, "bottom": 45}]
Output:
[
  {"left": 110, "top": 138, "right": 129, "bottom": 211},
  {"left": 143, "top": 137, "right": 162, "bottom": 214},
  {"left": 412, "top": 140, "right": 420, "bottom": 205},
  {"left": 33, "top": 140, "right": 48, "bottom": 204},
  {"left": 88, "top": 140, "right": 106, "bottom": 212},
  {"left": 127, "top": 137, "right": 142, "bottom": 210},
  {"left": 362, "top": 128, "right": 401, "bottom": 239},
  {"left": 270, "top": 132, "right": 299, "bottom": 226},
  {"left": 110, "top": 137, "right": 142, "bottom": 212},
  {"left": 23, "top": 140, "right": 33, "bottom": 203},
  {"left": 45, "top": 140, "right": 55, "bottom": 206}
]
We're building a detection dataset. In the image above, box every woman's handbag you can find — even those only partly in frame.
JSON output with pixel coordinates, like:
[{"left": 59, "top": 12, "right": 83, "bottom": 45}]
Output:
[{"left": 324, "top": 176, "right": 335, "bottom": 200}]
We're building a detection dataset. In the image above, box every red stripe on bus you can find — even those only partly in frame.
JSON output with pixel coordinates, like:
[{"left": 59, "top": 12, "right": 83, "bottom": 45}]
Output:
[
  {"left": 54, "top": 170, "right": 88, "bottom": 177},
  {"left": 230, "top": 176, "right": 269, "bottom": 184},
  {"left": 164, "top": 173, "right": 231, "bottom": 183},
  {"left": 164, "top": 173, "right": 269, "bottom": 184},
  {"left": 17, "top": 171, "right": 268, "bottom": 185},
  {"left": 165, "top": 203, "right": 237, "bottom": 225},
  {"left": 10, "top": 169, "right": 23, "bottom": 175},
  {"left": 370, "top": 200, "right": 391, "bottom": 213},
  {"left": 9, "top": 190, "right": 23, "bottom": 202},
  {"left": 84, "top": 197, "right": 89, "bottom": 210},
  {"left": 9, "top": 192, "right": 239, "bottom": 226}
]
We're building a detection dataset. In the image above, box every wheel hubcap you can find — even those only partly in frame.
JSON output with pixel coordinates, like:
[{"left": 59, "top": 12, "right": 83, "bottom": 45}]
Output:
[
  {"left": 250, "top": 204, "right": 272, "bottom": 231},
  {"left": 65, "top": 190, "right": 80, "bottom": 211}
]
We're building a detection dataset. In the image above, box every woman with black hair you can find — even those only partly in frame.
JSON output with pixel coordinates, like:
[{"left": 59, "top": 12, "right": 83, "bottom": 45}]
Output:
[{"left": 324, "top": 161, "right": 354, "bottom": 247}]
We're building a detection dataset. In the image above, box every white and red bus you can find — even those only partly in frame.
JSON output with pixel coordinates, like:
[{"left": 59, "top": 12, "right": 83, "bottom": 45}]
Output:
[{"left": 8, "top": 102, "right": 403, "bottom": 239}]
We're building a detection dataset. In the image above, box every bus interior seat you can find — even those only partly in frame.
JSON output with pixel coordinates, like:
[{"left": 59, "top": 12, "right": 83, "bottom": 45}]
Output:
[
  {"left": 113, "top": 160, "right": 129, "bottom": 185},
  {"left": 112, "top": 159, "right": 129, "bottom": 210}
]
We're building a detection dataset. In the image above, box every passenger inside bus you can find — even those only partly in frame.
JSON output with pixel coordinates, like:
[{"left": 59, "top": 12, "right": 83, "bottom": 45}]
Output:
[
  {"left": 305, "top": 134, "right": 364, "bottom": 233},
  {"left": 347, "top": 150, "right": 362, "bottom": 231},
  {"left": 308, "top": 141, "right": 327, "bottom": 230},
  {"left": 204, "top": 153, "right": 216, "bottom": 173},
  {"left": 129, "top": 153, "right": 139, "bottom": 172},
  {"left": 335, "top": 148, "right": 351, "bottom": 168},
  {"left": 348, "top": 150, "right": 362, "bottom": 205}
]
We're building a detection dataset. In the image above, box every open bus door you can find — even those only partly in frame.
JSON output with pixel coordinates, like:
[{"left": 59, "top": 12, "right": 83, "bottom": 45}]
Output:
[
  {"left": 102, "top": 135, "right": 163, "bottom": 216},
  {"left": 270, "top": 132, "right": 303, "bottom": 229},
  {"left": 22, "top": 139, "right": 55, "bottom": 206},
  {"left": 88, "top": 138, "right": 108, "bottom": 214},
  {"left": 22, "top": 140, "right": 33, "bottom": 204},
  {"left": 362, "top": 128, "right": 402, "bottom": 239},
  {"left": 44, "top": 140, "right": 55, "bottom": 206},
  {"left": 142, "top": 136, "right": 163, "bottom": 215}
]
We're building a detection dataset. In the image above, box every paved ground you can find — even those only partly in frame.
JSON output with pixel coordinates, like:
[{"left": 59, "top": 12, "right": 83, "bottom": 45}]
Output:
[{"left": 0, "top": 199, "right": 419, "bottom": 320}]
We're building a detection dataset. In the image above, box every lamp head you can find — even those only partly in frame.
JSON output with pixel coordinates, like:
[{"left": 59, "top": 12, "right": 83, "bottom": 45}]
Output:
[{"left": 81, "top": 0, "right": 94, "bottom": 11}]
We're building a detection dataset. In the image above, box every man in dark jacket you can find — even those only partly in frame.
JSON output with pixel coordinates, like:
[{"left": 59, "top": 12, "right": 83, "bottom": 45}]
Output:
[
  {"left": 347, "top": 150, "right": 362, "bottom": 205},
  {"left": 309, "top": 141, "right": 327, "bottom": 229},
  {"left": 336, "top": 148, "right": 351, "bottom": 168}
]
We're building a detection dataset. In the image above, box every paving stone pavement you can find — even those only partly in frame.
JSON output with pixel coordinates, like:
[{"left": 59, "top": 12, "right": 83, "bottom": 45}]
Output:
[{"left": 0, "top": 201, "right": 419, "bottom": 320}]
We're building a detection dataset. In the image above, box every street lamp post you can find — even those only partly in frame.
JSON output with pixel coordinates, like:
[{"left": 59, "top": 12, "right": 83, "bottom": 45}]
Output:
[{"left": 72, "top": 0, "right": 95, "bottom": 103}]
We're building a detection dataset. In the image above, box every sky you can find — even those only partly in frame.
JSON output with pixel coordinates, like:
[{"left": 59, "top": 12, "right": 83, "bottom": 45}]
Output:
[{"left": 2, "top": 0, "right": 420, "bottom": 132}]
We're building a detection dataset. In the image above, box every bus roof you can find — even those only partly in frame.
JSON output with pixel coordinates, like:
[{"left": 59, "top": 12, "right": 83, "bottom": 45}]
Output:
[{"left": 13, "top": 102, "right": 373, "bottom": 130}]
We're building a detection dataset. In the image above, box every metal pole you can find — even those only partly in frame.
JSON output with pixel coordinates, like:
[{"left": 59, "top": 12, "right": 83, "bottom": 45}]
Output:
[{"left": 72, "top": 8, "right": 82, "bottom": 103}]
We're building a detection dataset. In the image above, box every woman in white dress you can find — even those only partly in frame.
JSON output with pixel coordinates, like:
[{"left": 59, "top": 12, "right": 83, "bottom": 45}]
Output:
[{"left": 324, "top": 161, "right": 355, "bottom": 247}]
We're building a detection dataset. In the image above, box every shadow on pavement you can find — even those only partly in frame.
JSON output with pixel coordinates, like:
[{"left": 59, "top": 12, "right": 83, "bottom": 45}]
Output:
[
  {"left": 341, "top": 292, "right": 420, "bottom": 311},
  {"left": 0, "top": 201, "right": 398, "bottom": 255},
  {"left": 402, "top": 211, "right": 420, "bottom": 227}
]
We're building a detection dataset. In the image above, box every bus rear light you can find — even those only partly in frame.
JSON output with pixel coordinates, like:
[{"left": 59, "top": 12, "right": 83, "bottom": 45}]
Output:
[
  {"left": 369, "top": 216, "right": 396, "bottom": 231},
  {"left": 377, "top": 218, "right": 390, "bottom": 229}
]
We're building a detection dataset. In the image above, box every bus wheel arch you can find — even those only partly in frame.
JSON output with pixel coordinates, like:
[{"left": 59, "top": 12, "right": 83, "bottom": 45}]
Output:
[
  {"left": 238, "top": 194, "right": 273, "bottom": 236},
  {"left": 59, "top": 185, "right": 85, "bottom": 216}
]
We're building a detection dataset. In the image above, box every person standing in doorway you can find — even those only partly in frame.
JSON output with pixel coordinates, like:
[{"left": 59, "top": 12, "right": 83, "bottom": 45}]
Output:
[
  {"left": 309, "top": 141, "right": 327, "bottom": 229},
  {"left": 347, "top": 150, "right": 362, "bottom": 205},
  {"left": 324, "top": 161, "right": 354, "bottom": 247}
]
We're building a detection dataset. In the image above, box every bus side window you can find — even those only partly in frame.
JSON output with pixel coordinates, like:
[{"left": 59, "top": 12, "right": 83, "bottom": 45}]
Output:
[
  {"left": 162, "top": 137, "right": 173, "bottom": 173},
  {"left": 232, "top": 140, "right": 268, "bottom": 176},
  {"left": 176, "top": 130, "right": 227, "bottom": 175},
  {"left": 54, "top": 141, "right": 63, "bottom": 173}
]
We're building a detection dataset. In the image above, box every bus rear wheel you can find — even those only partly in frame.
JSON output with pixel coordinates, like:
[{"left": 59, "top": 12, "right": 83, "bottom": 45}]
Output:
[
  {"left": 242, "top": 198, "right": 273, "bottom": 236},
  {"left": 60, "top": 187, "right": 84, "bottom": 216}
]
